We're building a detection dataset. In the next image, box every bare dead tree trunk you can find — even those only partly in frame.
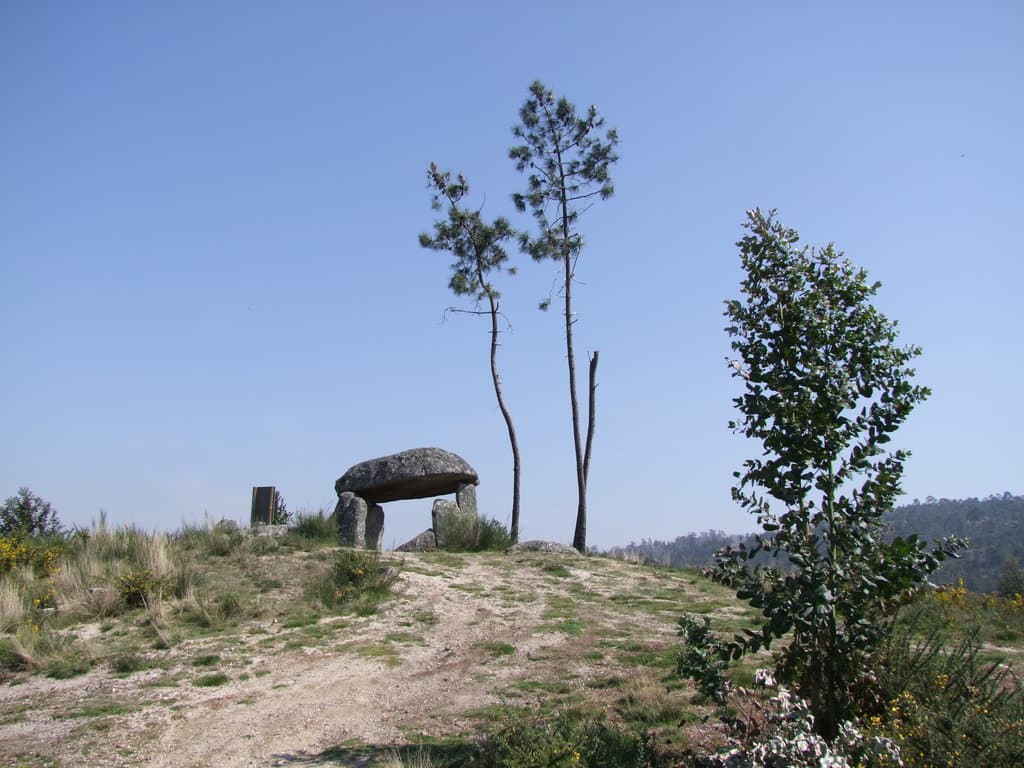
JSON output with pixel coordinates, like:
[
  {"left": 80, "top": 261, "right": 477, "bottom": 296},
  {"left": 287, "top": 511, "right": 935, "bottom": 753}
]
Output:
[
  {"left": 574, "top": 350, "right": 598, "bottom": 550},
  {"left": 583, "top": 350, "right": 598, "bottom": 487}
]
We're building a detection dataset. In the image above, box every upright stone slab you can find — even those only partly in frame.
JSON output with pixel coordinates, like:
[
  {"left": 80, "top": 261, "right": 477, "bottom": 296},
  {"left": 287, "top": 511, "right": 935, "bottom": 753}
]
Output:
[
  {"left": 365, "top": 503, "right": 385, "bottom": 551},
  {"left": 336, "top": 491, "right": 367, "bottom": 548},
  {"left": 456, "top": 482, "right": 477, "bottom": 516},
  {"left": 432, "top": 498, "right": 476, "bottom": 549},
  {"left": 251, "top": 486, "right": 276, "bottom": 527}
]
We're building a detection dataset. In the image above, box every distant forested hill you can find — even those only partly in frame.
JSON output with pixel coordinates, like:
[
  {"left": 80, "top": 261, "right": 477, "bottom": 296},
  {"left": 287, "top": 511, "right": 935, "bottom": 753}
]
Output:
[
  {"left": 609, "top": 493, "right": 1023, "bottom": 593},
  {"left": 885, "top": 493, "right": 1023, "bottom": 593}
]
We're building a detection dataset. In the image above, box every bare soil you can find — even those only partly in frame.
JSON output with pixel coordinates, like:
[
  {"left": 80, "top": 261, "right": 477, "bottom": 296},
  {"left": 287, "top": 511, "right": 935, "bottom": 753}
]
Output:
[{"left": 0, "top": 551, "right": 734, "bottom": 768}]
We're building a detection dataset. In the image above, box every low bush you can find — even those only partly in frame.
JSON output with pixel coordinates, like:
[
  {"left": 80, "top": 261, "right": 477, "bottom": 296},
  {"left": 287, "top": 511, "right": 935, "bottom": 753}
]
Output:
[
  {"left": 476, "top": 518, "right": 513, "bottom": 552},
  {"left": 307, "top": 549, "right": 399, "bottom": 614},
  {"left": 472, "top": 710, "right": 646, "bottom": 768},
  {"left": 179, "top": 523, "right": 244, "bottom": 558},
  {"left": 437, "top": 516, "right": 512, "bottom": 553},
  {"left": 285, "top": 510, "right": 337, "bottom": 548},
  {"left": 868, "top": 611, "right": 1024, "bottom": 768}
]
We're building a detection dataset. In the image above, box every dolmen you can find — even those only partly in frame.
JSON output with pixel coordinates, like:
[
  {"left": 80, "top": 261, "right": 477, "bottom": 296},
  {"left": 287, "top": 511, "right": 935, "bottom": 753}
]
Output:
[{"left": 334, "top": 447, "right": 479, "bottom": 550}]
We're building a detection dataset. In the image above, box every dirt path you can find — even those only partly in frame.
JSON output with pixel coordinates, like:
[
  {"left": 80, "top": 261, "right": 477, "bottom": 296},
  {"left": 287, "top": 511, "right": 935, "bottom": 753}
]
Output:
[{"left": 1, "top": 552, "right": 700, "bottom": 768}]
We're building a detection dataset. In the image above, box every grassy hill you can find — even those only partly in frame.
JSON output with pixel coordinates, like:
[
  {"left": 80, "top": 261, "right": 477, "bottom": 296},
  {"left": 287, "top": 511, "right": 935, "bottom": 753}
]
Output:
[
  {"left": 0, "top": 525, "right": 761, "bottom": 767},
  {"left": 1, "top": 522, "right": 1021, "bottom": 768}
]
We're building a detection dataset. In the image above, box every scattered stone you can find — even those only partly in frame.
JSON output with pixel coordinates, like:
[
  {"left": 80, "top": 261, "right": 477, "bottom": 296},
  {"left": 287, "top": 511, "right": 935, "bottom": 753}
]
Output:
[
  {"left": 396, "top": 529, "right": 438, "bottom": 552},
  {"left": 335, "top": 447, "right": 478, "bottom": 504},
  {"left": 505, "top": 540, "right": 581, "bottom": 556}
]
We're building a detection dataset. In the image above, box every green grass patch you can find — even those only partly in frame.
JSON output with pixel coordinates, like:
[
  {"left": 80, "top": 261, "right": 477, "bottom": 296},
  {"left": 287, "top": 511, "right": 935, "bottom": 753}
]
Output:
[
  {"left": 475, "top": 641, "right": 516, "bottom": 657},
  {"left": 58, "top": 700, "right": 132, "bottom": 719},
  {"left": 190, "top": 653, "right": 222, "bottom": 667},
  {"left": 193, "top": 672, "right": 230, "bottom": 687}
]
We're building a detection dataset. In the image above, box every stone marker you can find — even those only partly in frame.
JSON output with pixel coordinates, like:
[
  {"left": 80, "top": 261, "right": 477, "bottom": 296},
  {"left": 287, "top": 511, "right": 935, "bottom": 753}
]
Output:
[{"left": 251, "top": 486, "right": 277, "bottom": 527}]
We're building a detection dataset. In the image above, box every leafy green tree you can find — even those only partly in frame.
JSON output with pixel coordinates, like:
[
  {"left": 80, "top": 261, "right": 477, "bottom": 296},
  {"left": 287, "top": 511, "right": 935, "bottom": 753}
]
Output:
[
  {"left": 420, "top": 164, "right": 522, "bottom": 543},
  {"left": 0, "top": 487, "right": 64, "bottom": 537},
  {"left": 509, "top": 81, "right": 619, "bottom": 552},
  {"left": 700, "top": 209, "right": 964, "bottom": 738}
]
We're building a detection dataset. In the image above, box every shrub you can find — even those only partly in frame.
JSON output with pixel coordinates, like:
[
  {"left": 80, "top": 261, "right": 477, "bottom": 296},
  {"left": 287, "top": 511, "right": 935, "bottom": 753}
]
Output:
[
  {"left": 0, "top": 488, "right": 63, "bottom": 537},
  {"left": 435, "top": 511, "right": 479, "bottom": 551},
  {"left": 701, "top": 687, "right": 903, "bottom": 768},
  {"left": 286, "top": 510, "right": 337, "bottom": 547},
  {"left": 272, "top": 492, "right": 292, "bottom": 525},
  {"left": 473, "top": 710, "right": 646, "bottom": 768},
  {"left": 0, "top": 534, "right": 63, "bottom": 576},
  {"left": 179, "top": 523, "right": 244, "bottom": 557},
  {"left": 868, "top": 612, "right": 1024, "bottom": 768},
  {"left": 677, "top": 613, "right": 732, "bottom": 701},
  {"left": 702, "top": 210, "right": 965, "bottom": 738},
  {"left": 307, "top": 549, "right": 399, "bottom": 613},
  {"left": 436, "top": 515, "right": 512, "bottom": 552},
  {"left": 476, "top": 517, "right": 513, "bottom": 552}
]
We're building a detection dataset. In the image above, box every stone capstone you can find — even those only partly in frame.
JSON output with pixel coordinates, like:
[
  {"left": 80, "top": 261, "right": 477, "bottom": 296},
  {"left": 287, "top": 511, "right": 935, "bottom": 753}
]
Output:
[{"left": 335, "top": 447, "right": 478, "bottom": 504}]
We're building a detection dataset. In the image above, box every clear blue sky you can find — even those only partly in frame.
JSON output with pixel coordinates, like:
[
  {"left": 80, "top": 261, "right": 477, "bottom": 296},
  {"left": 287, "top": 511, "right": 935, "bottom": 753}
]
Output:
[{"left": 2, "top": 2, "right": 1021, "bottom": 549}]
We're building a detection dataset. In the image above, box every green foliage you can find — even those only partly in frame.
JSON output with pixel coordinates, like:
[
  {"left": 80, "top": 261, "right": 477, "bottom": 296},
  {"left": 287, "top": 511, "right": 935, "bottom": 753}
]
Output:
[
  {"left": 870, "top": 611, "right": 1024, "bottom": 768},
  {"left": 0, "top": 534, "right": 63, "bottom": 577},
  {"left": 676, "top": 614, "right": 731, "bottom": 701},
  {"left": 420, "top": 164, "right": 516, "bottom": 302},
  {"left": 193, "top": 672, "right": 229, "bottom": 687},
  {"left": 116, "top": 565, "right": 168, "bottom": 609},
  {"left": 436, "top": 516, "right": 512, "bottom": 553},
  {"left": 179, "top": 522, "right": 244, "bottom": 557},
  {"left": 0, "top": 488, "right": 64, "bottom": 537},
  {"left": 476, "top": 517, "right": 513, "bottom": 552},
  {"left": 510, "top": 81, "right": 618, "bottom": 265},
  {"left": 110, "top": 652, "right": 152, "bottom": 675},
  {"left": 698, "top": 209, "right": 966, "bottom": 738},
  {"left": 510, "top": 80, "right": 618, "bottom": 553},
  {"left": 286, "top": 510, "right": 337, "bottom": 547},
  {"left": 473, "top": 710, "right": 646, "bottom": 768},
  {"left": 308, "top": 549, "right": 399, "bottom": 613},
  {"left": 272, "top": 492, "right": 292, "bottom": 526}
]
